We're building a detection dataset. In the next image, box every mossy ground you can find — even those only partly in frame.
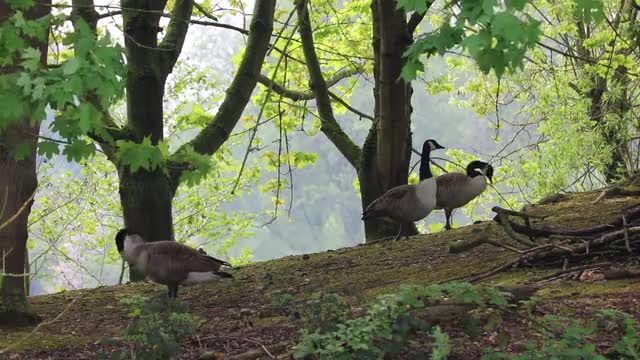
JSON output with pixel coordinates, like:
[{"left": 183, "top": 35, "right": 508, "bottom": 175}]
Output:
[{"left": 2, "top": 188, "right": 640, "bottom": 359}]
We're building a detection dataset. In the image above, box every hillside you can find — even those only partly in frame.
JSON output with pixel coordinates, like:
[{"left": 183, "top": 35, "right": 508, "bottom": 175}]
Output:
[{"left": 2, "top": 187, "right": 640, "bottom": 359}]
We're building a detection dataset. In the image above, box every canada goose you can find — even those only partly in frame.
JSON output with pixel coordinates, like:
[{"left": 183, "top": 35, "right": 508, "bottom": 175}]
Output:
[
  {"left": 435, "top": 160, "right": 494, "bottom": 230},
  {"left": 361, "top": 139, "right": 445, "bottom": 241},
  {"left": 115, "top": 228, "right": 233, "bottom": 299}
]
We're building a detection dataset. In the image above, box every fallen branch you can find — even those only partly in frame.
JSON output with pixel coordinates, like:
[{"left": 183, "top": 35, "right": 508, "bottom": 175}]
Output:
[
  {"left": 494, "top": 209, "right": 537, "bottom": 247},
  {"left": 592, "top": 187, "right": 640, "bottom": 204},
  {"left": 603, "top": 269, "right": 640, "bottom": 280},
  {"left": 528, "top": 262, "right": 612, "bottom": 283},
  {"left": 198, "top": 340, "right": 291, "bottom": 360}
]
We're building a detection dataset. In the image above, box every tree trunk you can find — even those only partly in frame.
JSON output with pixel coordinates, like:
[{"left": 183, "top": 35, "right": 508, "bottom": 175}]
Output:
[
  {"left": 0, "top": 130, "right": 39, "bottom": 325},
  {"left": 118, "top": 0, "right": 173, "bottom": 281},
  {"left": 361, "top": 0, "right": 417, "bottom": 241},
  {"left": 0, "top": 0, "right": 50, "bottom": 326},
  {"left": 118, "top": 169, "right": 174, "bottom": 281}
]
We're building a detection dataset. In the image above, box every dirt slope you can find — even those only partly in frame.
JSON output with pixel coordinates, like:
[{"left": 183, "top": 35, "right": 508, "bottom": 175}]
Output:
[{"left": 2, "top": 188, "right": 640, "bottom": 359}]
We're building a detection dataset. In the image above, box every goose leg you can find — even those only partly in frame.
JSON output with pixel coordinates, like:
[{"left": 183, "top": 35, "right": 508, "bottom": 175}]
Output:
[
  {"left": 167, "top": 284, "right": 179, "bottom": 299},
  {"left": 445, "top": 209, "right": 453, "bottom": 230},
  {"left": 393, "top": 223, "right": 403, "bottom": 241}
]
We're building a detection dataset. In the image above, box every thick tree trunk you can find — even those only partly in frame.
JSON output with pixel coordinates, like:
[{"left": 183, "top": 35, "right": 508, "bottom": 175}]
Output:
[
  {"left": 0, "top": 0, "right": 49, "bottom": 325},
  {"left": 118, "top": 0, "right": 173, "bottom": 281},
  {"left": 0, "top": 125, "right": 39, "bottom": 325},
  {"left": 118, "top": 169, "right": 174, "bottom": 281},
  {"left": 361, "top": 0, "right": 416, "bottom": 241}
]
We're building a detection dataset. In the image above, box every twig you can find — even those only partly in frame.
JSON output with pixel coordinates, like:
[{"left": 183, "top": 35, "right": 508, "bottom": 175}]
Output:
[
  {"left": 0, "top": 190, "right": 36, "bottom": 231},
  {"left": 528, "top": 262, "right": 612, "bottom": 283},
  {"left": 623, "top": 215, "right": 632, "bottom": 253},
  {"left": 198, "top": 340, "right": 290, "bottom": 360},
  {"left": 491, "top": 206, "right": 547, "bottom": 219}
]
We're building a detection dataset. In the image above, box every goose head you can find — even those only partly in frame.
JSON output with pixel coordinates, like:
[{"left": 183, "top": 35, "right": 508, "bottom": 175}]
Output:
[
  {"left": 466, "top": 160, "right": 494, "bottom": 184},
  {"left": 422, "top": 139, "right": 445, "bottom": 153},
  {"left": 115, "top": 228, "right": 145, "bottom": 254}
]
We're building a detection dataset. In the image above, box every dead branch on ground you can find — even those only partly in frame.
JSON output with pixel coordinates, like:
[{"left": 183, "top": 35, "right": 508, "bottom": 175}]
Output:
[{"left": 449, "top": 204, "right": 640, "bottom": 283}]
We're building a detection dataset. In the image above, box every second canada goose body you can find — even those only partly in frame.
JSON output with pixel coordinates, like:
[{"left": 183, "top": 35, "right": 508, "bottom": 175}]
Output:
[
  {"left": 435, "top": 160, "right": 493, "bottom": 230},
  {"left": 115, "top": 229, "right": 232, "bottom": 299},
  {"left": 361, "top": 139, "right": 445, "bottom": 240}
]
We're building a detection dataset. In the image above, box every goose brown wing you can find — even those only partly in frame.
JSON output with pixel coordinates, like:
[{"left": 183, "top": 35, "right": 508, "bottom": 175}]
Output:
[
  {"left": 435, "top": 173, "right": 471, "bottom": 208},
  {"left": 364, "top": 184, "right": 413, "bottom": 217},
  {"left": 149, "top": 241, "right": 228, "bottom": 273}
]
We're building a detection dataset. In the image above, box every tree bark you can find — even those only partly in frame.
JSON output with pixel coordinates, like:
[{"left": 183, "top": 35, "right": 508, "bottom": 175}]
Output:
[
  {"left": 0, "top": 0, "right": 50, "bottom": 325},
  {"left": 361, "top": 0, "right": 417, "bottom": 240},
  {"left": 117, "top": 0, "right": 175, "bottom": 280}
]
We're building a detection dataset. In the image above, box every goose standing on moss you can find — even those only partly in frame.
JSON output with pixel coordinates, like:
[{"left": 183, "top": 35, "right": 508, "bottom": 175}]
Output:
[
  {"left": 361, "top": 139, "right": 445, "bottom": 241},
  {"left": 435, "top": 160, "right": 493, "bottom": 230},
  {"left": 115, "top": 229, "right": 233, "bottom": 299}
]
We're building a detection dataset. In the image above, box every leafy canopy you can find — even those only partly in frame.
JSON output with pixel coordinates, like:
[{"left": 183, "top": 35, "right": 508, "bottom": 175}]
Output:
[
  {"left": 398, "top": 0, "right": 604, "bottom": 79},
  {"left": 0, "top": 3, "right": 126, "bottom": 161}
]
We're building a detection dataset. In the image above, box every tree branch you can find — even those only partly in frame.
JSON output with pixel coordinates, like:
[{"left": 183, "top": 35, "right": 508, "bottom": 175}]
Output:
[
  {"left": 159, "top": 0, "right": 194, "bottom": 74},
  {"left": 192, "top": 1, "right": 218, "bottom": 21},
  {"left": 168, "top": 0, "right": 276, "bottom": 188},
  {"left": 70, "top": 0, "right": 126, "bottom": 161},
  {"left": 257, "top": 65, "right": 364, "bottom": 101},
  {"left": 407, "top": 1, "right": 433, "bottom": 34},
  {"left": 329, "top": 91, "right": 374, "bottom": 121},
  {"left": 295, "top": 0, "right": 362, "bottom": 169}
]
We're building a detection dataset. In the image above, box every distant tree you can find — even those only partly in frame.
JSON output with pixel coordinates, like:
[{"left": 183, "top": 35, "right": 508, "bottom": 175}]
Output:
[{"left": 0, "top": 0, "right": 50, "bottom": 325}]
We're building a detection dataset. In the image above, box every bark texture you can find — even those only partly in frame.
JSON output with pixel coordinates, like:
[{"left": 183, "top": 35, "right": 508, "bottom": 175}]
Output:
[
  {"left": 360, "top": 0, "right": 417, "bottom": 240},
  {"left": 0, "top": 0, "right": 50, "bottom": 325}
]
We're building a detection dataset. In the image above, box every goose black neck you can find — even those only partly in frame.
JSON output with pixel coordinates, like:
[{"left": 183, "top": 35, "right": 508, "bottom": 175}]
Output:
[{"left": 419, "top": 145, "right": 433, "bottom": 181}]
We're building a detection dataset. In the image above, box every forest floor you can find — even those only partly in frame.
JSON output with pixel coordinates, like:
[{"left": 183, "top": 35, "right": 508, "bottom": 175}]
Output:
[{"left": 2, "top": 187, "right": 640, "bottom": 359}]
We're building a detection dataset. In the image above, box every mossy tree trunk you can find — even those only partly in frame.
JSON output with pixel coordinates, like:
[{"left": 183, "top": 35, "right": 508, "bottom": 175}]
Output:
[
  {"left": 72, "top": 0, "right": 276, "bottom": 280},
  {"left": 0, "top": 0, "right": 50, "bottom": 325}
]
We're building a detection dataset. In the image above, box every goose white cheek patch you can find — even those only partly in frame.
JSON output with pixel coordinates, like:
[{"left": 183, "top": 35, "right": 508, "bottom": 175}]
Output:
[{"left": 183, "top": 272, "right": 225, "bottom": 285}]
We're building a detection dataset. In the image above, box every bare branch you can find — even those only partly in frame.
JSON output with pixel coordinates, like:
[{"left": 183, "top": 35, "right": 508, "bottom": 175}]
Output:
[
  {"left": 168, "top": 0, "right": 277, "bottom": 189},
  {"left": 257, "top": 65, "right": 364, "bottom": 101},
  {"left": 407, "top": 1, "right": 434, "bottom": 35},
  {"left": 159, "top": 0, "right": 194, "bottom": 73},
  {"left": 295, "top": 0, "right": 362, "bottom": 169}
]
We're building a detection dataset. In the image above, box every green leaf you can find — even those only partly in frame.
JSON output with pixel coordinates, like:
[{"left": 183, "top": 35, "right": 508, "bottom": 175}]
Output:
[
  {"left": 20, "top": 47, "right": 42, "bottom": 71},
  {"left": 574, "top": 0, "right": 604, "bottom": 23},
  {"left": 396, "top": 0, "right": 429, "bottom": 14},
  {"left": 401, "top": 58, "right": 424, "bottom": 81},
  {"left": 77, "top": 103, "right": 96, "bottom": 134},
  {"left": 505, "top": 0, "right": 526, "bottom": 11},
  {"left": 63, "top": 139, "right": 96, "bottom": 162},
  {"left": 116, "top": 138, "right": 168, "bottom": 173},
  {"left": 62, "top": 58, "right": 80, "bottom": 75},
  {"left": 6, "top": 0, "right": 34, "bottom": 9},
  {"left": 492, "top": 13, "right": 524, "bottom": 42},
  {"left": 37, "top": 140, "right": 60, "bottom": 159}
]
